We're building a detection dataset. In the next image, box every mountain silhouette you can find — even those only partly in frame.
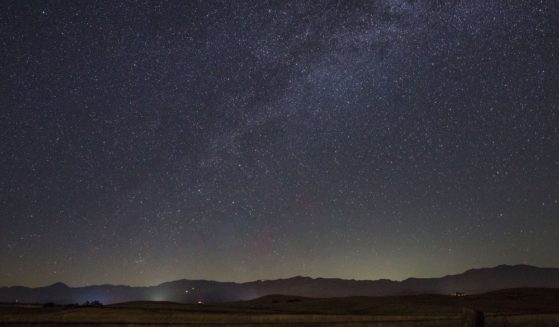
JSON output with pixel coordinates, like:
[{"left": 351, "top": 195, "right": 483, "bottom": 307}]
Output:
[{"left": 1, "top": 265, "right": 558, "bottom": 304}]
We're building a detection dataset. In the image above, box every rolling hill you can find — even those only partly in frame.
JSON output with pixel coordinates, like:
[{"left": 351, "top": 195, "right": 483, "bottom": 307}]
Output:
[{"left": 1, "top": 264, "right": 558, "bottom": 304}]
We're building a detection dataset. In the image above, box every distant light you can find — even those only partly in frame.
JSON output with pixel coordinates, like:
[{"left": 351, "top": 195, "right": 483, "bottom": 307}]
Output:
[
  {"left": 185, "top": 290, "right": 189, "bottom": 293},
  {"left": 197, "top": 300, "right": 203, "bottom": 304}
]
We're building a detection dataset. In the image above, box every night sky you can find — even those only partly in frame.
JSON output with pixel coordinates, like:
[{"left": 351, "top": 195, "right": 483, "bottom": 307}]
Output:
[{"left": 1, "top": 0, "right": 558, "bottom": 287}]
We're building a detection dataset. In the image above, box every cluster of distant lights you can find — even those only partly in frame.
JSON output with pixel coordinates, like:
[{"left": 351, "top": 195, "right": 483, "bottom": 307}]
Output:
[{"left": 184, "top": 287, "right": 203, "bottom": 304}]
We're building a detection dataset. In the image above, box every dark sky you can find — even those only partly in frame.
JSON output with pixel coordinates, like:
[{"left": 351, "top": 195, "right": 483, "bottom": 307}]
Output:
[{"left": 1, "top": 0, "right": 558, "bottom": 287}]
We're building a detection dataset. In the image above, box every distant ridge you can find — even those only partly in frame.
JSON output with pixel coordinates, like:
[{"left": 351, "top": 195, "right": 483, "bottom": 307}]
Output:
[{"left": 1, "top": 264, "right": 559, "bottom": 304}]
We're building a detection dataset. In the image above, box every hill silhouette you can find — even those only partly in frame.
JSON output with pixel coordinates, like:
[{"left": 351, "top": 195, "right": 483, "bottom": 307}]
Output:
[{"left": 1, "top": 265, "right": 559, "bottom": 304}]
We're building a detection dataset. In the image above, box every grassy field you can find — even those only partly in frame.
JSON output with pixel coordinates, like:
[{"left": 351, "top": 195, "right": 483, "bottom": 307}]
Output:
[
  {"left": 0, "top": 306, "right": 464, "bottom": 326},
  {"left": 1, "top": 288, "right": 558, "bottom": 326},
  {"left": 2, "top": 306, "right": 559, "bottom": 326}
]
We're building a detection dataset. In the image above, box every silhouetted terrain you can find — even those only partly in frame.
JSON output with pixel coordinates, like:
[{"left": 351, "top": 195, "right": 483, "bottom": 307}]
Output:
[
  {"left": 232, "top": 288, "right": 559, "bottom": 315},
  {"left": 1, "top": 288, "right": 559, "bottom": 326},
  {"left": 1, "top": 265, "right": 559, "bottom": 304}
]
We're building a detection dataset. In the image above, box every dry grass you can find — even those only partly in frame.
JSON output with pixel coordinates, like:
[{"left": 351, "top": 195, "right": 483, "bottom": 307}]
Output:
[
  {"left": 486, "top": 313, "right": 559, "bottom": 327},
  {"left": 0, "top": 306, "right": 462, "bottom": 326},
  {"left": 2, "top": 307, "right": 559, "bottom": 326}
]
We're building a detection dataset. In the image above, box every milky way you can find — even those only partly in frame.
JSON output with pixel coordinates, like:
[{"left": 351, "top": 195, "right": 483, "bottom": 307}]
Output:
[{"left": 1, "top": 0, "right": 558, "bottom": 287}]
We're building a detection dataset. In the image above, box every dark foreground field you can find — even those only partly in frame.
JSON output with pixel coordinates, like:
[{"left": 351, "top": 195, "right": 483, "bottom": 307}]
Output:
[{"left": 1, "top": 288, "right": 558, "bottom": 326}]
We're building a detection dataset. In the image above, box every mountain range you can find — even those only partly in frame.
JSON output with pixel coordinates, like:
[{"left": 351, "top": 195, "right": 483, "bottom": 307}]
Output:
[{"left": 1, "top": 264, "right": 558, "bottom": 304}]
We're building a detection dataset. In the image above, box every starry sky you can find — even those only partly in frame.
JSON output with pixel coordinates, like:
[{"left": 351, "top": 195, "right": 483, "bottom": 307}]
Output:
[{"left": 1, "top": 0, "right": 558, "bottom": 287}]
